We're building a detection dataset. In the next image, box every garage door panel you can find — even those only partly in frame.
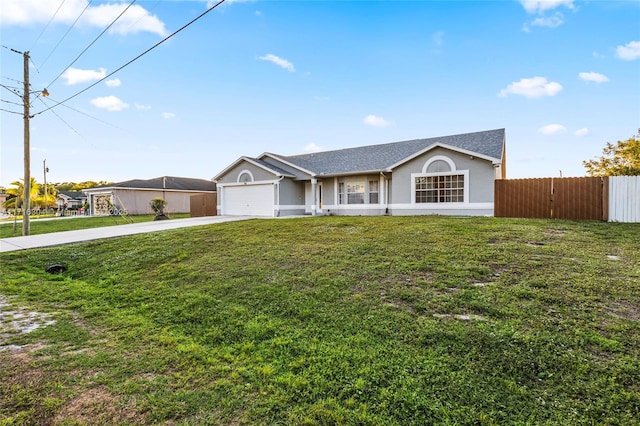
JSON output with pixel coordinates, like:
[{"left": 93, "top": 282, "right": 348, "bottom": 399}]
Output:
[{"left": 223, "top": 184, "right": 274, "bottom": 216}]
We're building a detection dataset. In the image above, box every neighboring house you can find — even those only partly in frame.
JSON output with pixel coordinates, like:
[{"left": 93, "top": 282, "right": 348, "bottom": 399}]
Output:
[
  {"left": 213, "top": 128, "right": 506, "bottom": 217},
  {"left": 57, "top": 191, "right": 87, "bottom": 210},
  {"left": 83, "top": 176, "right": 217, "bottom": 216}
]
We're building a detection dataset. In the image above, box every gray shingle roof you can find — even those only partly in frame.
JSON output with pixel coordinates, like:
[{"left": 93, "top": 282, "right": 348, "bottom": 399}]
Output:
[
  {"left": 91, "top": 176, "right": 216, "bottom": 191},
  {"left": 247, "top": 157, "right": 296, "bottom": 177},
  {"left": 273, "top": 129, "right": 505, "bottom": 176},
  {"left": 58, "top": 191, "right": 86, "bottom": 199}
]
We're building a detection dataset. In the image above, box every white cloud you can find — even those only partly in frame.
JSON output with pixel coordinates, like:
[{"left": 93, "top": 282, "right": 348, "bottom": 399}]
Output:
[
  {"left": 84, "top": 3, "right": 167, "bottom": 36},
  {"left": 363, "top": 114, "right": 391, "bottom": 127},
  {"left": 135, "top": 104, "right": 152, "bottom": 110},
  {"left": 616, "top": 41, "right": 640, "bottom": 61},
  {"left": 574, "top": 128, "right": 589, "bottom": 137},
  {"left": 578, "top": 72, "right": 609, "bottom": 84},
  {"left": 529, "top": 13, "right": 564, "bottom": 28},
  {"left": 520, "top": 0, "right": 575, "bottom": 14},
  {"left": 162, "top": 112, "right": 176, "bottom": 119},
  {"left": 304, "top": 143, "right": 323, "bottom": 152},
  {"left": 499, "top": 77, "right": 563, "bottom": 98},
  {"left": 62, "top": 67, "right": 106, "bottom": 85},
  {"left": 539, "top": 124, "right": 567, "bottom": 135},
  {"left": 90, "top": 96, "right": 129, "bottom": 112},
  {"left": 0, "top": 0, "right": 167, "bottom": 36},
  {"left": 105, "top": 78, "right": 121, "bottom": 88},
  {"left": 259, "top": 54, "right": 295, "bottom": 72}
]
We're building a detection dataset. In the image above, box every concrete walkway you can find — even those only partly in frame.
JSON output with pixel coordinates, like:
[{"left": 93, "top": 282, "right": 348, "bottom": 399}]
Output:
[{"left": 0, "top": 216, "right": 256, "bottom": 253}]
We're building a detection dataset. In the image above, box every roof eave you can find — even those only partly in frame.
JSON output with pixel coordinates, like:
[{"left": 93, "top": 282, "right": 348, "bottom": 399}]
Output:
[
  {"left": 213, "top": 156, "right": 295, "bottom": 182},
  {"left": 260, "top": 152, "right": 317, "bottom": 177},
  {"left": 388, "top": 142, "right": 501, "bottom": 170}
]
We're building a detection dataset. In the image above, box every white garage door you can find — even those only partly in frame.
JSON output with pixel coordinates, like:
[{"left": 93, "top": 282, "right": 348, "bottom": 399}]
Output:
[{"left": 222, "top": 184, "right": 274, "bottom": 216}]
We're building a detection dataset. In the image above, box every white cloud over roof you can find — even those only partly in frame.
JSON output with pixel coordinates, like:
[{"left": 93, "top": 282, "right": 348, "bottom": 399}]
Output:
[
  {"left": 539, "top": 124, "right": 567, "bottom": 135},
  {"left": 499, "top": 77, "right": 563, "bottom": 98},
  {"left": 363, "top": 114, "right": 391, "bottom": 127}
]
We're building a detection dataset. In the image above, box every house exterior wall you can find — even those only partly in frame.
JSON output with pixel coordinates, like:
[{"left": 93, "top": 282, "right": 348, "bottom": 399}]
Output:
[
  {"left": 277, "top": 178, "right": 305, "bottom": 216},
  {"left": 216, "top": 162, "right": 277, "bottom": 184},
  {"left": 389, "top": 147, "right": 495, "bottom": 216},
  {"left": 87, "top": 189, "right": 213, "bottom": 215},
  {"left": 322, "top": 174, "right": 388, "bottom": 216}
]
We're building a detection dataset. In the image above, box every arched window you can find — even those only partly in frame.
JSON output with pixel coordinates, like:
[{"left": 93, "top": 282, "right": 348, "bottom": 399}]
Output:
[
  {"left": 413, "top": 155, "right": 468, "bottom": 204},
  {"left": 238, "top": 170, "right": 254, "bottom": 183}
]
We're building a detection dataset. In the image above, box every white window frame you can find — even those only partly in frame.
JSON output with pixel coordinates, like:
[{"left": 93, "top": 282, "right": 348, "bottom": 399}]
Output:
[
  {"left": 368, "top": 180, "right": 379, "bottom": 204},
  {"left": 412, "top": 155, "right": 469, "bottom": 204},
  {"left": 237, "top": 169, "right": 254, "bottom": 183}
]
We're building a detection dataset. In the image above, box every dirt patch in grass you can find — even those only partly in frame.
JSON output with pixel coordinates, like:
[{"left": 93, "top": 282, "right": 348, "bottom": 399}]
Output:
[
  {"left": 53, "top": 386, "right": 147, "bottom": 425},
  {"left": 0, "top": 294, "right": 56, "bottom": 350},
  {"left": 606, "top": 301, "right": 640, "bottom": 321}
]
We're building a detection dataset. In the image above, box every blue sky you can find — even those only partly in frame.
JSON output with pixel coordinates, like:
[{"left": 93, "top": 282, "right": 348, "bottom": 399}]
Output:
[{"left": 1, "top": 0, "right": 639, "bottom": 188}]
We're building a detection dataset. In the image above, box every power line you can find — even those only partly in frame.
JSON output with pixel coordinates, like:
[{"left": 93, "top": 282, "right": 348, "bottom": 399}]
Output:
[
  {"left": 51, "top": 96, "right": 133, "bottom": 133},
  {"left": 30, "top": 0, "right": 68, "bottom": 51},
  {"left": 37, "top": 97, "right": 87, "bottom": 142},
  {"left": 39, "top": 0, "right": 94, "bottom": 69},
  {"left": 1, "top": 98, "right": 23, "bottom": 108},
  {"left": 34, "top": 0, "right": 227, "bottom": 117},
  {"left": 0, "top": 108, "right": 22, "bottom": 116},
  {"left": 0, "top": 83, "right": 23, "bottom": 99},
  {"left": 46, "top": 0, "right": 138, "bottom": 89}
]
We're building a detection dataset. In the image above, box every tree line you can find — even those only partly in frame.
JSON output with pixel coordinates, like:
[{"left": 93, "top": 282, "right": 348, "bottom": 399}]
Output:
[{"left": 1, "top": 180, "right": 112, "bottom": 210}]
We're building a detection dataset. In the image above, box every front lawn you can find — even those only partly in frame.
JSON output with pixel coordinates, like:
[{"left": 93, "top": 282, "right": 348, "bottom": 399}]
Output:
[{"left": 0, "top": 216, "right": 638, "bottom": 424}]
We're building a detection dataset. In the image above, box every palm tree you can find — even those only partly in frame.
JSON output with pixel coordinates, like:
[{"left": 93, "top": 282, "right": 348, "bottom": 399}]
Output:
[
  {"left": 36, "top": 184, "right": 57, "bottom": 209},
  {"left": 2, "top": 178, "right": 40, "bottom": 210}
]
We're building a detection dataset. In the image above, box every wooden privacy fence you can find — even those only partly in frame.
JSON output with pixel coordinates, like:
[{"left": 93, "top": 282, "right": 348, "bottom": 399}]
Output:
[
  {"left": 495, "top": 177, "right": 607, "bottom": 221},
  {"left": 190, "top": 193, "right": 217, "bottom": 217}
]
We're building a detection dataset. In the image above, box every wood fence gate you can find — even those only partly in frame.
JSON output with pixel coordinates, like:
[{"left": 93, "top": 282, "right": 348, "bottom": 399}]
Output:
[
  {"left": 494, "top": 177, "right": 608, "bottom": 221},
  {"left": 190, "top": 193, "right": 217, "bottom": 217}
]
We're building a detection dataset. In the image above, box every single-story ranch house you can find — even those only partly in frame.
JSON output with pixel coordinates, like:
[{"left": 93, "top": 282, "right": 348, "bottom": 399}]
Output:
[
  {"left": 57, "top": 191, "right": 87, "bottom": 211},
  {"left": 213, "top": 128, "right": 506, "bottom": 217},
  {"left": 83, "top": 176, "right": 217, "bottom": 216}
]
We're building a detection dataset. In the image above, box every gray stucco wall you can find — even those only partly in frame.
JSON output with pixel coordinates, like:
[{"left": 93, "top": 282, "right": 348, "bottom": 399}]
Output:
[
  {"left": 278, "top": 178, "right": 305, "bottom": 206},
  {"left": 216, "top": 161, "right": 277, "bottom": 184},
  {"left": 321, "top": 178, "right": 335, "bottom": 207},
  {"left": 391, "top": 147, "right": 495, "bottom": 204},
  {"left": 95, "top": 189, "right": 210, "bottom": 215}
]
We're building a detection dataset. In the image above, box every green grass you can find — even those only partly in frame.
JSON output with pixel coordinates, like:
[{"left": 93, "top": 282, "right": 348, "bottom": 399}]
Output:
[
  {"left": 0, "top": 213, "right": 190, "bottom": 238},
  {"left": 0, "top": 216, "right": 638, "bottom": 425}
]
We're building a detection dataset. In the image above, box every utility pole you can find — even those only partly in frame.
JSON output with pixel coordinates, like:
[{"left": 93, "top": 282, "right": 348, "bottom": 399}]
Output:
[{"left": 23, "top": 51, "right": 31, "bottom": 236}]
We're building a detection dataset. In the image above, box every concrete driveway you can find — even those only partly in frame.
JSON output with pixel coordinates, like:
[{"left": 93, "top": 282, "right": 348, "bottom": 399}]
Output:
[{"left": 0, "top": 216, "right": 256, "bottom": 253}]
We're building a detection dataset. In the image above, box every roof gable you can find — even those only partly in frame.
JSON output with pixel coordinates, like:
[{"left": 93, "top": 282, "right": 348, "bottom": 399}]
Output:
[{"left": 213, "top": 157, "right": 296, "bottom": 181}]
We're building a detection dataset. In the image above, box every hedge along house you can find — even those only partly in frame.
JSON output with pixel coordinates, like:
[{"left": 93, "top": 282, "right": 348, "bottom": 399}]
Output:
[
  {"left": 83, "top": 176, "right": 216, "bottom": 216},
  {"left": 213, "top": 129, "right": 506, "bottom": 217}
]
